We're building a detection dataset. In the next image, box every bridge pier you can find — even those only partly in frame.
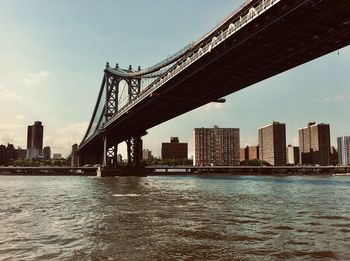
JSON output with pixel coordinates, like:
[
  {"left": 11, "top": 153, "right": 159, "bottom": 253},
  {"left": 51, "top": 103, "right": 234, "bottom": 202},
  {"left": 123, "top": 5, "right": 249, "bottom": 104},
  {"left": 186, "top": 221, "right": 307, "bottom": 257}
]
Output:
[
  {"left": 96, "top": 132, "right": 144, "bottom": 176},
  {"left": 71, "top": 144, "right": 79, "bottom": 167}
]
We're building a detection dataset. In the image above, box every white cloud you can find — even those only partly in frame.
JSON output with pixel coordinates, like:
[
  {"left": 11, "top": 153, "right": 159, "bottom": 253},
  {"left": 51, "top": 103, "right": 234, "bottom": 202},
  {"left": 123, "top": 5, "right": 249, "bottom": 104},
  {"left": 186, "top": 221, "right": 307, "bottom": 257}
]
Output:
[
  {"left": 323, "top": 95, "right": 349, "bottom": 103},
  {"left": 23, "top": 70, "right": 50, "bottom": 87},
  {"left": 0, "top": 84, "right": 21, "bottom": 100},
  {"left": 45, "top": 122, "right": 88, "bottom": 156},
  {"left": 0, "top": 123, "right": 24, "bottom": 131},
  {"left": 14, "top": 114, "right": 26, "bottom": 121},
  {"left": 0, "top": 123, "right": 26, "bottom": 147},
  {"left": 312, "top": 93, "right": 350, "bottom": 103},
  {"left": 202, "top": 102, "right": 226, "bottom": 112}
]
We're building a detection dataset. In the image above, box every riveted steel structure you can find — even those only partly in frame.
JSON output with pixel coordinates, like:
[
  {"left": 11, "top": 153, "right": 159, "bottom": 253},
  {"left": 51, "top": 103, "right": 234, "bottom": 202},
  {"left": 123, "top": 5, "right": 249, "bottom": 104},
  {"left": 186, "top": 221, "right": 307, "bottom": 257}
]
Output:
[
  {"left": 74, "top": 0, "right": 350, "bottom": 168},
  {"left": 101, "top": 63, "right": 143, "bottom": 167}
]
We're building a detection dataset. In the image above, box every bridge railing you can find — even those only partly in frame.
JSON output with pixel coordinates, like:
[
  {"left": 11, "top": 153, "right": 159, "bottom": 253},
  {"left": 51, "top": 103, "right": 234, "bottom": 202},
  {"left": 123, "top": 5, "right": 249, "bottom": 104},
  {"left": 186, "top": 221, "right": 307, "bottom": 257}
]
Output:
[
  {"left": 103, "top": 0, "right": 282, "bottom": 129},
  {"left": 81, "top": 0, "right": 283, "bottom": 145}
]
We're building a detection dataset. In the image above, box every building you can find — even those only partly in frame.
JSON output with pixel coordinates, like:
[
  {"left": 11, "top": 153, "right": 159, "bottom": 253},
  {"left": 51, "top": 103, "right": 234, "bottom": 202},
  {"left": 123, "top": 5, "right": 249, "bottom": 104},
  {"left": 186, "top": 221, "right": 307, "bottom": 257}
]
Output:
[
  {"left": 240, "top": 146, "right": 259, "bottom": 161},
  {"left": 161, "top": 137, "right": 188, "bottom": 160},
  {"left": 17, "top": 147, "right": 27, "bottom": 159},
  {"left": 0, "top": 145, "right": 6, "bottom": 165},
  {"left": 0, "top": 144, "right": 26, "bottom": 165},
  {"left": 248, "top": 146, "right": 259, "bottom": 160},
  {"left": 53, "top": 153, "right": 62, "bottom": 159},
  {"left": 240, "top": 147, "right": 249, "bottom": 161},
  {"left": 337, "top": 136, "right": 350, "bottom": 166},
  {"left": 330, "top": 146, "right": 338, "bottom": 165},
  {"left": 26, "top": 121, "right": 44, "bottom": 160},
  {"left": 43, "top": 146, "right": 51, "bottom": 160},
  {"left": 258, "top": 122, "right": 286, "bottom": 166},
  {"left": 116, "top": 154, "right": 123, "bottom": 164},
  {"left": 71, "top": 144, "right": 79, "bottom": 167},
  {"left": 194, "top": 127, "right": 240, "bottom": 166},
  {"left": 286, "top": 144, "right": 300, "bottom": 165},
  {"left": 142, "top": 149, "right": 153, "bottom": 160},
  {"left": 299, "top": 122, "right": 330, "bottom": 166},
  {"left": 0, "top": 144, "right": 15, "bottom": 165}
]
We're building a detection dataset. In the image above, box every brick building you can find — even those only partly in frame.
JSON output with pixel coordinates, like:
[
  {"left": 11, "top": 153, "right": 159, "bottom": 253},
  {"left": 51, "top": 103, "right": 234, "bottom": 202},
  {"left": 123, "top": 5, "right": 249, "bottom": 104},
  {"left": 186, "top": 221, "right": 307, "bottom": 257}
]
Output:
[
  {"left": 161, "top": 137, "right": 188, "bottom": 160},
  {"left": 194, "top": 127, "right": 240, "bottom": 166},
  {"left": 258, "top": 122, "right": 286, "bottom": 166},
  {"left": 299, "top": 122, "right": 330, "bottom": 166}
]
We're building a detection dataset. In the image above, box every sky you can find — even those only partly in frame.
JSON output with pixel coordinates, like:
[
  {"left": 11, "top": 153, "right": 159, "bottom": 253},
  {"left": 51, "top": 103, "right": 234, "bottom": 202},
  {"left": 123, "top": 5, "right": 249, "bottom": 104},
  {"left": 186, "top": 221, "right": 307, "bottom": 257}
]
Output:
[{"left": 0, "top": 0, "right": 349, "bottom": 158}]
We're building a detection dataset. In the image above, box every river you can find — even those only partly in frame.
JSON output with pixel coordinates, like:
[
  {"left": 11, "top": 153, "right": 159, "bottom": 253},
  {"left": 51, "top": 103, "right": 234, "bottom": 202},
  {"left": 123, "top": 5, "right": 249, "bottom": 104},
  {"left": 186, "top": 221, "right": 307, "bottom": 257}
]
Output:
[{"left": 0, "top": 175, "right": 349, "bottom": 260}]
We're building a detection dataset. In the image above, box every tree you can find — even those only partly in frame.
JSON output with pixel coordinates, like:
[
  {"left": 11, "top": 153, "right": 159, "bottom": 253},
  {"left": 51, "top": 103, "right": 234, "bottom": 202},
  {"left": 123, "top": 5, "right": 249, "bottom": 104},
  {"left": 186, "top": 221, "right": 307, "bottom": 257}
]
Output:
[{"left": 241, "top": 159, "right": 271, "bottom": 166}]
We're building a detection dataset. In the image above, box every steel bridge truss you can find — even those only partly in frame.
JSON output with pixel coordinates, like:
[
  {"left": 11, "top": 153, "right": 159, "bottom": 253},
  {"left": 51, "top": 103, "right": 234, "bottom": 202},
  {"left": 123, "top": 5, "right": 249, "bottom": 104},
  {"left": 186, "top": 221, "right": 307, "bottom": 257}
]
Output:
[
  {"left": 126, "top": 136, "right": 143, "bottom": 167},
  {"left": 102, "top": 63, "right": 143, "bottom": 166}
]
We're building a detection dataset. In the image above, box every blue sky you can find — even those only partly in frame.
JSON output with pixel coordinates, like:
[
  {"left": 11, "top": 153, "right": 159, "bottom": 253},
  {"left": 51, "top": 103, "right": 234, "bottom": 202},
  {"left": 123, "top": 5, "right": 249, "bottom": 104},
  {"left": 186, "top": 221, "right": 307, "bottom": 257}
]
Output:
[{"left": 0, "top": 0, "right": 349, "bottom": 158}]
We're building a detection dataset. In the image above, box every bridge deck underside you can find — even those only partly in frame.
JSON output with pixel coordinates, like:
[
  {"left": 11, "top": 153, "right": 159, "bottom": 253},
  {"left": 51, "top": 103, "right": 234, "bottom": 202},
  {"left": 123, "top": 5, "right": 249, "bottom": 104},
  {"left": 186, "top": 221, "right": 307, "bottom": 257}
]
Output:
[{"left": 80, "top": 0, "right": 350, "bottom": 153}]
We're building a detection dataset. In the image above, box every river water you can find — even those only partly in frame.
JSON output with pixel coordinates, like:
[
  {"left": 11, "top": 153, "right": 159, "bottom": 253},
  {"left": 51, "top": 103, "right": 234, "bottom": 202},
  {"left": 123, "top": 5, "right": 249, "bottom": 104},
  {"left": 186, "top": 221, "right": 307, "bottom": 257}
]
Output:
[{"left": 0, "top": 175, "right": 350, "bottom": 260}]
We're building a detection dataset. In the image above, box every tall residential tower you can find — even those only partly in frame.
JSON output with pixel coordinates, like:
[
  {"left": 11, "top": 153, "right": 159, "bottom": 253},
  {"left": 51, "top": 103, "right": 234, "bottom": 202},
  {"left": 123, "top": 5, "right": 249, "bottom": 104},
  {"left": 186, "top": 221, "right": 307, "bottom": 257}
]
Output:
[
  {"left": 337, "top": 136, "right": 350, "bottom": 166},
  {"left": 298, "top": 122, "right": 330, "bottom": 166},
  {"left": 194, "top": 127, "right": 240, "bottom": 166},
  {"left": 258, "top": 122, "right": 286, "bottom": 166},
  {"left": 26, "top": 121, "right": 44, "bottom": 160}
]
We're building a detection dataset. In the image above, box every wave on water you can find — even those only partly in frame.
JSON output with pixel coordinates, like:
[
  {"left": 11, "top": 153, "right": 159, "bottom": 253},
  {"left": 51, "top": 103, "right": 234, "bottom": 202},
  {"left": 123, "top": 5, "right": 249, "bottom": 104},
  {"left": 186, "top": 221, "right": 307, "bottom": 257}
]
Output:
[{"left": 112, "top": 194, "right": 141, "bottom": 197}]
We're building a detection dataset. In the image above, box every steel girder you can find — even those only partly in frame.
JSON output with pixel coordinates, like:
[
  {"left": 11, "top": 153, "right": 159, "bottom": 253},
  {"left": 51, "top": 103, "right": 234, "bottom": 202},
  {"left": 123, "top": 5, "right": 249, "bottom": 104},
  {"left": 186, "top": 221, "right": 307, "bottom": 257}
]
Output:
[
  {"left": 105, "top": 74, "right": 119, "bottom": 119},
  {"left": 127, "top": 77, "right": 141, "bottom": 103},
  {"left": 126, "top": 136, "right": 143, "bottom": 167},
  {"left": 102, "top": 65, "right": 143, "bottom": 166}
]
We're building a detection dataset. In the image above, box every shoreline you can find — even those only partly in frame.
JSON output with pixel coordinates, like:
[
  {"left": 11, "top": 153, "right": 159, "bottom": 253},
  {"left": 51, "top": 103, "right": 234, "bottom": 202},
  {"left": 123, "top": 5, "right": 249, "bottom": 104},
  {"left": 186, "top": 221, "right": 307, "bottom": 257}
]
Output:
[
  {"left": 0, "top": 171, "right": 349, "bottom": 177},
  {"left": 1, "top": 166, "right": 350, "bottom": 177}
]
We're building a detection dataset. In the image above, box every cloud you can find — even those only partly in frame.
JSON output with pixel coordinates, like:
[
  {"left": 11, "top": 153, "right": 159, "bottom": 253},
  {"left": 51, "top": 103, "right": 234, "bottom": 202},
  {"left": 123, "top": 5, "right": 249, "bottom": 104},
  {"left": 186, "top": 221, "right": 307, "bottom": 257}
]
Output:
[
  {"left": 14, "top": 114, "right": 26, "bottom": 121},
  {"left": 0, "top": 84, "right": 21, "bottom": 100},
  {"left": 23, "top": 70, "right": 50, "bottom": 87},
  {"left": 312, "top": 93, "right": 350, "bottom": 103},
  {"left": 0, "top": 123, "right": 26, "bottom": 147},
  {"left": 44, "top": 122, "right": 88, "bottom": 156},
  {"left": 202, "top": 102, "right": 226, "bottom": 112},
  {"left": 0, "top": 123, "right": 24, "bottom": 131},
  {"left": 323, "top": 95, "right": 349, "bottom": 103}
]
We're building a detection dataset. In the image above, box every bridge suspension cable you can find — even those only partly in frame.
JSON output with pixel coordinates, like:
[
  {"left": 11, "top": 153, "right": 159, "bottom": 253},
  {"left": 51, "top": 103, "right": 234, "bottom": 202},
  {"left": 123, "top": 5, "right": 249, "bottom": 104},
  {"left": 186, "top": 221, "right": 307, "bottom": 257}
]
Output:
[{"left": 79, "top": 0, "right": 284, "bottom": 147}]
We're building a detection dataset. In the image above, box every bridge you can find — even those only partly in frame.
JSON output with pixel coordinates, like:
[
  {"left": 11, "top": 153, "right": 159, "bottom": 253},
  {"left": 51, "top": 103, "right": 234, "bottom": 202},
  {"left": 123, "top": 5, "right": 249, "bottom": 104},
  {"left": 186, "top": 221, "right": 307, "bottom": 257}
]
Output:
[{"left": 72, "top": 0, "right": 350, "bottom": 169}]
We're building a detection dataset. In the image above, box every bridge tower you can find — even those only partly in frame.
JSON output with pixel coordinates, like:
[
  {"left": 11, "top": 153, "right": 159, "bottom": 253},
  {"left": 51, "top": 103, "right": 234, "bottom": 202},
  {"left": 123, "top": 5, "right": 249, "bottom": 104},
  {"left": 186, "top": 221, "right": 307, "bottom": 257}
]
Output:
[{"left": 103, "top": 62, "right": 143, "bottom": 168}]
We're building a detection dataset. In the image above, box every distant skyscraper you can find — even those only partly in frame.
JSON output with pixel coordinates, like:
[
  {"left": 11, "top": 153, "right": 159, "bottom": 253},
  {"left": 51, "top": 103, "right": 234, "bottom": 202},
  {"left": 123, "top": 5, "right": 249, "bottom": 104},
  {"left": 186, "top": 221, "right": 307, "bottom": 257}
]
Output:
[
  {"left": 258, "top": 122, "right": 286, "bottom": 166},
  {"left": 71, "top": 144, "right": 79, "bottom": 167},
  {"left": 286, "top": 144, "right": 300, "bottom": 165},
  {"left": 337, "top": 136, "right": 350, "bottom": 166},
  {"left": 142, "top": 149, "right": 153, "bottom": 160},
  {"left": 194, "top": 127, "right": 240, "bottom": 166},
  {"left": 161, "top": 137, "right": 188, "bottom": 160},
  {"left": 43, "top": 146, "right": 51, "bottom": 160},
  {"left": 298, "top": 122, "right": 330, "bottom": 166},
  {"left": 26, "top": 121, "right": 44, "bottom": 160}
]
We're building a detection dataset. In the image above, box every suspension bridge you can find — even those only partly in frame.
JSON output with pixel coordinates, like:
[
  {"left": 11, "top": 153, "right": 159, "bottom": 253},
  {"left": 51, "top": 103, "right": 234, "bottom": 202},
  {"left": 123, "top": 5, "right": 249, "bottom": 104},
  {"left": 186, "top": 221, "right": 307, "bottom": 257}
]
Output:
[{"left": 70, "top": 0, "right": 350, "bottom": 172}]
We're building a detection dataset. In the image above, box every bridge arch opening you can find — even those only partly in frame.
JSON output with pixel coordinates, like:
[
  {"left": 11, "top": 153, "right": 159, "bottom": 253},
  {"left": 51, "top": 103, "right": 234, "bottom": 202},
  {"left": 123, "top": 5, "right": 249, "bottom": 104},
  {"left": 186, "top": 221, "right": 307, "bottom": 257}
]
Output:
[{"left": 118, "top": 79, "right": 129, "bottom": 110}]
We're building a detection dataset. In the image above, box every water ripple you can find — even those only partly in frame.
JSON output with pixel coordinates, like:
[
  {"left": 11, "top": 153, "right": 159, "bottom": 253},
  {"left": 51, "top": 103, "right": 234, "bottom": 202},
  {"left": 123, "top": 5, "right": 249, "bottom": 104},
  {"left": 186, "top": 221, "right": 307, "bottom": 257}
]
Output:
[{"left": 0, "top": 175, "right": 349, "bottom": 260}]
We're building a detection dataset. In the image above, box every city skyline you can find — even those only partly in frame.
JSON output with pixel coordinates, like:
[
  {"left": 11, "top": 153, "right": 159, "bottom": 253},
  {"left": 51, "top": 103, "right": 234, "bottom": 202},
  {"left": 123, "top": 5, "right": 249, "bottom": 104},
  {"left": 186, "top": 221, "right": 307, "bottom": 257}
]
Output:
[{"left": 1, "top": 0, "right": 350, "bottom": 158}]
